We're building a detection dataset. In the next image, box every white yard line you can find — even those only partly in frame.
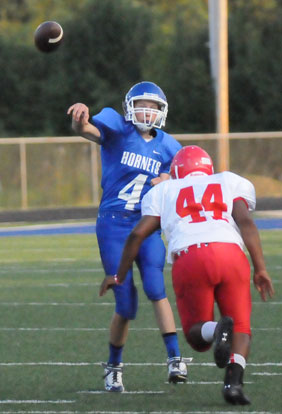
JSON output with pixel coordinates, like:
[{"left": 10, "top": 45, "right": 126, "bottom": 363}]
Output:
[
  {"left": 0, "top": 222, "right": 95, "bottom": 231},
  {"left": 252, "top": 372, "right": 282, "bottom": 376},
  {"left": 0, "top": 301, "right": 281, "bottom": 307},
  {"left": 0, "top": 362, "right": 281, "bottom": 367},
  {"left": 252, "top": 302, "right": 282, "bottom": 305},
  {"left": 1, "top": 257, "right": 101, "bottom": 266},
  {"left": 0, "top": 326, "right": 281, "bottom": 334},
  {"left": 0, "top": 327, "right": 281, "bottom": 332},
  {"left": 2, "top": 282, "right": 282, "bottom": 288},
  {"left": 0, "top": 401, "right": 75, "bottom": 404},
  {"left": 0, "top": 411, "right": 279, "bottom": 414},
  {"left": 0, "top": 303, "right": 115, "bottom": 307},
  {"left": 164, "top": 381, "right": 254, "bottom": 385},
  {"left": 78, "top": 390, "right": 165, "bottom": 394}
]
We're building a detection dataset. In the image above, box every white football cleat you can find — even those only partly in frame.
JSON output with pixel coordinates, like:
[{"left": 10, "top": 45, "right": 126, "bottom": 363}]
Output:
[
  {"left": 167, "top": 356, "right": 192, "bottom": 383},
  {"left": 102, "top": 362, "right": 124, "bottom": 392}
]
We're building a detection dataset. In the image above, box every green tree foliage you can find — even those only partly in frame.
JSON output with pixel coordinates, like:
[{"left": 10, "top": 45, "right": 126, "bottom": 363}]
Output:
[
  {"left": 158, "top": 18, "right": 214, "bottom": 132},
  {"left": 226, "top": 0, "right": 282, "bottom": 180},
  {"left": 229, "top": 0, "right": 282, "bottom": 131},
  {"left": 51, "top": 0, "right": 153, "bottom": 135},
  {"left": 0, "top": 0, "right": 88, "bottom": 44},
  {"left": 140, "top": 0, "right": 214, "bottom": 133},
  {"left": 0, "top": 0, "right": 282, "bottom": 137},
  {"left": 0, "top": 0, "right": 153, "bottom": 136}
]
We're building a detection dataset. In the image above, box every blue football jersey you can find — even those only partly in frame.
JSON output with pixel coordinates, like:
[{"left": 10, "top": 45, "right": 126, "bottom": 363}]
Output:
[{"left": 92, "top": 108, "right": 182, "bottom": 212}]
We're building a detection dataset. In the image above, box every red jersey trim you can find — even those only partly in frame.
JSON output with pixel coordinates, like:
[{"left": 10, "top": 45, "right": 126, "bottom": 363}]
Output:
[{"left": 233, "top": 197, "right": 248, "bottom": 209}]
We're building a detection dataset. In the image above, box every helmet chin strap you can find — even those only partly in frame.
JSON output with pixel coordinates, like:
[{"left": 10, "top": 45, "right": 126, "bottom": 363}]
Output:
[{"left": 136, "top": 124, "right": 153, "bottom": 132}]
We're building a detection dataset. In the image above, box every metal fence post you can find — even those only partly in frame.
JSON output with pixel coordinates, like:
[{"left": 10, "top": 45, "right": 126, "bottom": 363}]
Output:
[
  {"left": 90, "top": 143, "right": 100, "bottom": 205},
  {"left": 19, "top": 141, "right": 28, "bottom": 209}
]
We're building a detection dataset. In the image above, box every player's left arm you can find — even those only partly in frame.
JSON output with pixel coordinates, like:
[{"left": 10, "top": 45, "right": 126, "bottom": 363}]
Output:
[
  {"left": 232, "top": 199, "right": 274, "bottom": 301},
  {"left": 99, "top": 216, "right": 160, "bottom": 296}
]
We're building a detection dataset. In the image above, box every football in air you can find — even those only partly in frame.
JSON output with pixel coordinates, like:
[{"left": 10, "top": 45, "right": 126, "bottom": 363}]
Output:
[{"left": 34, "top": 21, "right": 63, "bottom": 53}]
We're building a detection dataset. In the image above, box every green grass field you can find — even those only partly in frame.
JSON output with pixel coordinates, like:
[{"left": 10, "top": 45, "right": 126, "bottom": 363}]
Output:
[{"left": 0, "top": 229, "right": 281, "bottom": 413}]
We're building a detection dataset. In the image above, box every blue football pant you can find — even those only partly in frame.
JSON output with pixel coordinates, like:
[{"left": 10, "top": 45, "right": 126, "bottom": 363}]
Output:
[{"left": 96, "top": 211, "right": 166, "bottom": 319}]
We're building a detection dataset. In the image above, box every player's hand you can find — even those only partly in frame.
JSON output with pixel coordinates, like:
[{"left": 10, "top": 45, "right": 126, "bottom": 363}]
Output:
[
  {"left": 67, "top": 103, "right": 89, "bottom": 125},
  {"left": 150, "top": 177, "right": 162, "bottom": 186},
  {"left": 99, "top": 276, "right": 116, "bottom": 297},
  {"left": 151, "top": 173, "right": 170, "bottom": 186},
  {"left": 253, "top": 270, "right": 274, "bottom": 301}
]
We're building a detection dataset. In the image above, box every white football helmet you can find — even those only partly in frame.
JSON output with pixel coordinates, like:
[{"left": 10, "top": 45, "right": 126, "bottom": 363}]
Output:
[{"left": 123, "top": 81, "right": 168, "bottom": 131}]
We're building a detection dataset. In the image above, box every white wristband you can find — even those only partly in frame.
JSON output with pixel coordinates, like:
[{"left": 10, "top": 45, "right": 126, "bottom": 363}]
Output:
[{"left": 113, "top": 274, "right": 120, "bottom": 285}]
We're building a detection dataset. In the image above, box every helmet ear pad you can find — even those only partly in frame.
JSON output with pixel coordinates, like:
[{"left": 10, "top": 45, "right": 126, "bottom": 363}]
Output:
[
  {"left": 123, "top": 81, "right": 168, "bottom": 130},
  {"left": 170, "top": 146, "right": 214, "bottom": 179}
]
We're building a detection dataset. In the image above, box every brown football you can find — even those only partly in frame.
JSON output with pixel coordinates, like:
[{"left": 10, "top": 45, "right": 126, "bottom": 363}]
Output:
[{"left": 34, "top": 21, "right": 63, "bottom": 53}]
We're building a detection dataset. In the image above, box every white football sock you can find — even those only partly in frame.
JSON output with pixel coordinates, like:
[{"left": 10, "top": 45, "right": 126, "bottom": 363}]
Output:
[{"left": 229, "top": 353, "right": 246, "bottom": 369}]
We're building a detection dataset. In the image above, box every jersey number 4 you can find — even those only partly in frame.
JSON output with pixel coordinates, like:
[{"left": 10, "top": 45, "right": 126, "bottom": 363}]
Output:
[
  {"left": 118, "top": 174, "right": 148, "bottom": 211},
  {"left": 176, "top": 183, "right": 228, "bottom": 222}
]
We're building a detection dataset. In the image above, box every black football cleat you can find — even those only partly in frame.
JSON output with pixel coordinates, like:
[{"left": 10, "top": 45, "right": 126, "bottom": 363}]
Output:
[
  {"left": 213, "top": 316, "right": 233, "bottom": 368},
  {"left": 223, "top": 383, "right": 251, "bottom": 405}
]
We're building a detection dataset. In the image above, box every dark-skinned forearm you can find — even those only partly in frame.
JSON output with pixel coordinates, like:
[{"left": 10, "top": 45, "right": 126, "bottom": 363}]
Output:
[
  {"left": 238, "top": 219, "right": 266, "bottom": 272},
  {"left": 116, "top": 232, "right": 144, "bottom": 282},
  {"left": 116, "top": 215, "right": 161, "bottom": 283}
]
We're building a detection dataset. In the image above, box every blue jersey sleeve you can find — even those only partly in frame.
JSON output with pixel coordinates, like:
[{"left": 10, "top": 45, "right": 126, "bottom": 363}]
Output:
[{"left": 92, "top": 108, "right": 125, "bottom": 145}]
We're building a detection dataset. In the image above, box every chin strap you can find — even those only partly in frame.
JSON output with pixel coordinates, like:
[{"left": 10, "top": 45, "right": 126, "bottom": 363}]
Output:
[{"left": 136, "top": 124, "right": 153, "bottom": 132}]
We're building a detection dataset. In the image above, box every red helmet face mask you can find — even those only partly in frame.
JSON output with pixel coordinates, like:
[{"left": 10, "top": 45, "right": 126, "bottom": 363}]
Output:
[{"left": 170, "top": 146, "right": 214, "bottom": 179}]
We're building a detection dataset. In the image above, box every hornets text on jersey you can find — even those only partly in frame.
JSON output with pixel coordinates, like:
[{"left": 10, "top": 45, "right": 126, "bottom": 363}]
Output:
[{"left": 92, "top": 107, "right": 182, "bottom": 212}]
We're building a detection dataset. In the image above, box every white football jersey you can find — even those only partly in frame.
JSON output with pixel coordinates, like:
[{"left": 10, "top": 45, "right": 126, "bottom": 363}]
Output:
[{"left": 141, "top": 171, "right": 256, "bottom": 263}]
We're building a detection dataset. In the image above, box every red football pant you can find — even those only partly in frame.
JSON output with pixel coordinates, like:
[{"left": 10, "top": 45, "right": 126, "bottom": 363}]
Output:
[{"left": 172, "top": 243, "right": 252, "bottom": 344}]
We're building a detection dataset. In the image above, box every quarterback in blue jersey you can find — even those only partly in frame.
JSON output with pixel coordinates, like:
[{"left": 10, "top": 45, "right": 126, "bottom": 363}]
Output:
[{"left": 67, "top": 81, "right": 189, "bottom": 392}]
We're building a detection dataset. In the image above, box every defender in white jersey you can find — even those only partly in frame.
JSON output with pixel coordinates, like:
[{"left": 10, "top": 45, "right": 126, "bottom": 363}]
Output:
[{"left": 101, "top": 146, "right": 274, "bottom": 405}]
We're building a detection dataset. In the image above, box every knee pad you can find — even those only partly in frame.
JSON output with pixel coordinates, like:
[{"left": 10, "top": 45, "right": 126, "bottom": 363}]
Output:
[
  {"left": 141, "top": 266, "right": 166, "bottom": 301},
  {"left": 143, "top": 281, "right": 166, "bottom": 301},
  {"left": 137, "top": 233, "right": 166, "bottom": 301},
  {"left": 114, "top": 284, "right": 138, "bottom": 320}
]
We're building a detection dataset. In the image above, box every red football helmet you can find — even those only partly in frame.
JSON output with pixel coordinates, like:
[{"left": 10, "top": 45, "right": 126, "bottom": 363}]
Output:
[{"left": 170, "top": 145, "right": 214, "bottom": 179}]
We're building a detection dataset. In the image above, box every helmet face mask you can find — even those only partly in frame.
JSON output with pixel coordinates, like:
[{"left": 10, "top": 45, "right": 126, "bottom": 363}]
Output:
[
  {"left": 123, "top": 82, "right": 168, "bottom": 131},
  {"left": 170, "top": 146, "right": 214, "bottom": 179}
]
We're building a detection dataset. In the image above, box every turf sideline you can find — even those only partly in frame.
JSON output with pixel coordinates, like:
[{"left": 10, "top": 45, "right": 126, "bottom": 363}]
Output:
[{"left": 0, "top": 218, "right": 282, "bottom": 236}]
